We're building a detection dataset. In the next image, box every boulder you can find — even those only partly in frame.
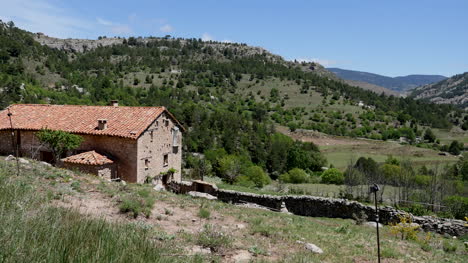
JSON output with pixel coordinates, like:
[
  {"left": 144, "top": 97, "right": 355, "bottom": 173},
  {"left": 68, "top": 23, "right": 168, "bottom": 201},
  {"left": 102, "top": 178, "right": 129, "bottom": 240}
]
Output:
[
  {"left": 189, "top": 246, "right": 211, "bottom": 255},
  {"left": 39, "top": 161, "right": 52, "bottom": 167},
  {"left": 304, "top": 243, "right": 323, "bottom": 254},
  {"left": 364, "top": 222, "right": 383, "bottom": 228},
  {"left": 188, "top": 191, "right": 217, "bottom": 200},
  {"left": 5, "top": 155, "right": 15, "bottom": 161},
  {"left": 297, "top": 240, "right": 324, "bottom": 254},
  {"left": 18, "top": 158, "right": 29, "bottom": 164},
  {"left": 232, "top": 250, "right": 252, "bottom": 263}
]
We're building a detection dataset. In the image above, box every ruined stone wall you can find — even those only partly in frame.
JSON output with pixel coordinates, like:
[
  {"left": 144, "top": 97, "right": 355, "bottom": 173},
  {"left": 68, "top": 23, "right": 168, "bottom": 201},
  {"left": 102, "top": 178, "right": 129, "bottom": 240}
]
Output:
[
  {"left": 137, "top": 112, "right": 182, "bottom": 184},
  {"left": 61, "top": 162, "right": 116, "bottom": 180},
  {"left": 215, "top": 190, "right": 467, "bottom": 236}
]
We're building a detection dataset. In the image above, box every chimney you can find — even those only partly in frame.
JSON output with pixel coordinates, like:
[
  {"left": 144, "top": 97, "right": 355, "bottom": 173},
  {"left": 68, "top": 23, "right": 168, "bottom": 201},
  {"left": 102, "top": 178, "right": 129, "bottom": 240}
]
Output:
[
  {"left": 110, "top": 100, "right": 119, "bottom": 107},
  {"left": 97, "top": 119, "right": 108, "bottom": 130}
]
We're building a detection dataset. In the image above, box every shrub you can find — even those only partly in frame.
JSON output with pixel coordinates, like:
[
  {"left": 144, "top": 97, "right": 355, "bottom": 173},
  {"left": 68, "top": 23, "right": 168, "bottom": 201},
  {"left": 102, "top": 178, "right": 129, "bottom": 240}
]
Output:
[
  {"left": 390, "top": 213, "right": 419, "bottom": 240},
  {"left": 235, "top": 175, "right": 255, "bottom": 188},
  {"left": 198, "top": 208, "right": 211, "bottom": 219},
  {"left": 321, "top": 168, "right": 344, "bottom": 185},
  {"left": 442, "top": 240, "right": 457, "bottom": 253},
  {"left": 352, "top": 211, "right": 368, "bottom": 225},
  {"left": 443, "top": 195, "right": 468, "bottom": 219},
  {"left": 119, "top": 191, "right": 155, "bottom": 218},
  {"left": 279, "top": 168, "right": 309, "bottom": 184},
  {"left": 196, "top": 224, "right": 231, "bottom": 252},
  {"left": 243, "top": 166, "right": 271, "bottom": 188}
]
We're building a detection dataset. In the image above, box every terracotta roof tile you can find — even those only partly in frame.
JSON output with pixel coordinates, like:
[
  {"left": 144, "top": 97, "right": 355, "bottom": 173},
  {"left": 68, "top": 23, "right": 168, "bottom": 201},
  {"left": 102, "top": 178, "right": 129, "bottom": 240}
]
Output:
[
  {"left": 61, "top": 150, "right": 113, "bottom": 165},
  {"left": 0, "top": 104, "right": 176, "bottom": 139}
]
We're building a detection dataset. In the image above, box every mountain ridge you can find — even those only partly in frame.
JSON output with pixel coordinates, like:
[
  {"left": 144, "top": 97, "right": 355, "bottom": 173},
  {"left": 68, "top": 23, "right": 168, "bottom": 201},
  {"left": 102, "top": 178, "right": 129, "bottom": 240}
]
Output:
[
  {"left": 327, "top": 67, "right": 447, "bottom": 92},
  {"left": 411, "top": 72, "right": 468, "bottom": 109}
]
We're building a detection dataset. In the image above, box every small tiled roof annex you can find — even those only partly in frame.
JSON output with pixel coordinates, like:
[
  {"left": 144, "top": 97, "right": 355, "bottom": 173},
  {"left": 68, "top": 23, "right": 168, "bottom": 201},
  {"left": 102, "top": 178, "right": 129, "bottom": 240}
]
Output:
[
  {"left": 61, "top": 151, "right": 113, "bottom": 165},
  {"left": 0, "top": 104, "right": 182, "bottom": 139}
]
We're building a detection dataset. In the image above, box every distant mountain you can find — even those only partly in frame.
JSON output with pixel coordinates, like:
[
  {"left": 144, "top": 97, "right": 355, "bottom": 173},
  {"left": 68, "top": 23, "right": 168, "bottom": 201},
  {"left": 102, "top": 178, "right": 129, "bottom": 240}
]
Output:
[
  {"left": 411, "top": 72, "right": 468, "bottom": 109},
  {"left": 327, "top": 68, "right": 447, "bottom": 92}
]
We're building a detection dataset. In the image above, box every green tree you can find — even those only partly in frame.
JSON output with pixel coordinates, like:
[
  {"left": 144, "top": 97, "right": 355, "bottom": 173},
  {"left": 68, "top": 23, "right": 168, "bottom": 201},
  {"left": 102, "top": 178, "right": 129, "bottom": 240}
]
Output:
[
  {"left": 279, "top": 168, "right": 309, "bottom": 184},
  {"left": 36, "top": 129, "right": 83, "bottom": 164},
  {"left": 449, "top": 140, "right": 463, "bottom": 155},
  {"left": 243, "top": 166, "right": 271, "bottom": 188},
  {"left": 423, "top": 128, "right": 436, "bottom": 143},
  {"left": 218, "top": 155, "right": 242, "bottom": 184},
  {"left": 321, "top": 168, "right": 344, "bottom": 185}
]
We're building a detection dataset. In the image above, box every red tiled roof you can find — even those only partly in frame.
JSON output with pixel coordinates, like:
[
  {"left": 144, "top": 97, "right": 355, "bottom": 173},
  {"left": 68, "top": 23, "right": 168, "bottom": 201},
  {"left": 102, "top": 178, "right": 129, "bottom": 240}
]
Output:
[
  {"left": 0, "top": 104, "right": 181, "bottom": 139},
  {"left": 61, "top": 150, "right": 113, "bottom": 165}
]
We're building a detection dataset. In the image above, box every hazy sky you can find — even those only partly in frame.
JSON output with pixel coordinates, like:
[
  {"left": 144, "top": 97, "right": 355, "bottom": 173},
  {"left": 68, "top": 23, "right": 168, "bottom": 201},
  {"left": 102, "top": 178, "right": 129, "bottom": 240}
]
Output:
[{"left": 1, "top": 0, "right": 467, "bottom": 77}]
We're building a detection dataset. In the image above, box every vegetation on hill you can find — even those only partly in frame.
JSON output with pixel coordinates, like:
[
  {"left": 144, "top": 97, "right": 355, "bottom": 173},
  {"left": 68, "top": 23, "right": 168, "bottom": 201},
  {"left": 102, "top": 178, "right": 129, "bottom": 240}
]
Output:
[{"left": 0, "top": 20, "right": 466, "bottom": 186}]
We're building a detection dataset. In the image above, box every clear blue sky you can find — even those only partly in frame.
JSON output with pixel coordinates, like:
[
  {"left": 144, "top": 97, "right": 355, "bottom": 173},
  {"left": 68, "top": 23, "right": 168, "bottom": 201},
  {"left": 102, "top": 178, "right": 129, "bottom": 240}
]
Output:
[{"left": 1, "top": 0, "right": 467, "bottom": 77}]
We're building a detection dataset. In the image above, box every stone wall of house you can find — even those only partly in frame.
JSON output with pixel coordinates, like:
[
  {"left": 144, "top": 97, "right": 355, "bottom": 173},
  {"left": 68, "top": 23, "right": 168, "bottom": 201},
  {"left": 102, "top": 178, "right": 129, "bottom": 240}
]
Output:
[
  {"left": 0, "top": 131, "right": 13, "bottom": 155},
  {"left": 137, "top": 112, "right": 182, "bottom": 184},
  {"left": 77, "top": 135, "right": 138, "bottom": 182},
  {"left": 61, "top": 162, "right": 116, "bottom": 180},
  {"left": 0, "top": 130, "right": 139, "bottom": 182},
  {"left": 169, "top": 181, "right": 467, "bottom": 237}
]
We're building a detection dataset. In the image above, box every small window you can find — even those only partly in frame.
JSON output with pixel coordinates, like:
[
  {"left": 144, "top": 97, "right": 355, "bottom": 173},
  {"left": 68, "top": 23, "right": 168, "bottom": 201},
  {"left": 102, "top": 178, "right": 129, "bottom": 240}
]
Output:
[
  {"left": 150, "top": 130, "right": 154, "bottom": 142},
  {"left": 164, "top": 119, "right": 169, "bottom": 127},
  {"left": 145, "top": 159, "right": 150, "bottom": 170},
  {"left": 156, "top": 120, "right": 159, "bottom": 127},
  {"left": 163, "top": 154, "right": 168, "bottom": 166}
]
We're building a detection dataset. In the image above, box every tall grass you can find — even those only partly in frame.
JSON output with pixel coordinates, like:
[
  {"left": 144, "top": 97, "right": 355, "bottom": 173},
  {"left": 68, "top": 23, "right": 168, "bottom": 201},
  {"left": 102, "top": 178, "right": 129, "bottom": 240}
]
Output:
[{"left": 0, "top": 162, "right": 191, "bottom": 263}]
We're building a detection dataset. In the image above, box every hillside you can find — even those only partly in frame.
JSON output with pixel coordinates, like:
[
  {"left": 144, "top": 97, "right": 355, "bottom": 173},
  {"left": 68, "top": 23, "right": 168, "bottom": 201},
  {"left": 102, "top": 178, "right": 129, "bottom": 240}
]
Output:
[
  {"left": 0, "top": 20, "right": 466, "bottom": 178},
  {"left": 411, "top": 72, "right": 468, "bottom": 110},
  {"left": 1, "top": 158, "right": 467, "bottom": 262},
  {"left": 328, "top": 68, "right": 447, "bottom": 93}
]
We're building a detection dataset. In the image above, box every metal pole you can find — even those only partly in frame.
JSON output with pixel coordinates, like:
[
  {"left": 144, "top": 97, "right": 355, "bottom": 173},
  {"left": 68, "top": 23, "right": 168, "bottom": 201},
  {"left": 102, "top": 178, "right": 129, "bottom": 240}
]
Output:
[
  {"left": 7, "top": 108, "right": 20, "bottom": 176},
  {"left": 374, "top": 190, "right": 381, "bottom": 263}
]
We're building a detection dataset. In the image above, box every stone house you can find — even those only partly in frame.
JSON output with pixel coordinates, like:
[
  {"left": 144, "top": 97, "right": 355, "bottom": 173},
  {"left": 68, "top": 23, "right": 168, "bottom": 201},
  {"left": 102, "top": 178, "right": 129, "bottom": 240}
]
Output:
[{"left": 0, "top": 103, "right": 184, "bottom": 184}]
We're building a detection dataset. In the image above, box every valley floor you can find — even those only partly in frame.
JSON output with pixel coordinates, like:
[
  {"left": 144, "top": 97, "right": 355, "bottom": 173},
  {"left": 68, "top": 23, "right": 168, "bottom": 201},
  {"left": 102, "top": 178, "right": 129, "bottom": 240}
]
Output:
[
  {"left": 277, "top": 125, "right": 460, "bottom": 170},
  {"left": 0, "top": 158, "right": 467, "bottom": 262}
]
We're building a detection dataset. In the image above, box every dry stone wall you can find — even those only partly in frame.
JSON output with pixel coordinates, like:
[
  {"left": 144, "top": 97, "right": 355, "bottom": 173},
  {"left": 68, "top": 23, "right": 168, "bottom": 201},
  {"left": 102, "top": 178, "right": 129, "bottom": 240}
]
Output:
[{"left": 170, "top": 181, "right": 467, "bottom": 237}]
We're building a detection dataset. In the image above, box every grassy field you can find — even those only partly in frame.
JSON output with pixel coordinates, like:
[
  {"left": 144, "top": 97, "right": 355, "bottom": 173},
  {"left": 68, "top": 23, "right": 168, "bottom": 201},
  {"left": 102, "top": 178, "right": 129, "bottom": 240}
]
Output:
[
  {"left": 320, "top": 140, "right": 459, "bottom": 170},
  {"left": 1, "top": 158, "right": 467, "bottom": 262},
  {"left": 433, "top": 128, "right": 468, "bottom": 145}
]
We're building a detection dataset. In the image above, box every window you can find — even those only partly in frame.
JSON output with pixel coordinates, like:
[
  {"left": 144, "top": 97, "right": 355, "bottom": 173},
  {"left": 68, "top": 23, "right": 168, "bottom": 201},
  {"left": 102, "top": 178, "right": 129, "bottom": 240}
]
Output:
[
  {"left": 172, "top": 127, "right": 179, "bottom": 147},
  {"left": 145, "top": 159, "right": 150, "bottom": 170},
  {"left": 150, "top": 130, "right": 154, "bottom": 142},
  {"left": 163, "top": 154, "right": 168, "bottom": 166},
  {"left": 164, "top": 119, "right": 169, "bottom": 127}
]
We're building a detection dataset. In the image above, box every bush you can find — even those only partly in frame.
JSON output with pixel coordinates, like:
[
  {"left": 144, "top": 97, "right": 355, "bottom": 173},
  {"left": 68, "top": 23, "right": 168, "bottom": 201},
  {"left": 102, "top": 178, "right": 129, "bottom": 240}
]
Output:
[
  {"left": 198, "top": 208, "right": 211, "bottom": 219},
  {"left": 321, "top": 168, "right": 344, "bottom": 185},
  {"left": 443, "top": 195, "right": 468, "bottom": 219},
  {"left": 279, "top": 168, "right": 308, "bottom": 184},
  {"left": 442, "top": 240, "right": 457, "bottom": 253},
  {"left": 235, "top": 175, "right": 255, "bottom": 188},
  {"left": 196, "top": 224, "right": 231, "bottom": 252},
  {"left": 243, "top": 166, "right": 271, "bottom": 188},
  {"left": 119, "top": 190, "right": 155, "bottom": 218}
]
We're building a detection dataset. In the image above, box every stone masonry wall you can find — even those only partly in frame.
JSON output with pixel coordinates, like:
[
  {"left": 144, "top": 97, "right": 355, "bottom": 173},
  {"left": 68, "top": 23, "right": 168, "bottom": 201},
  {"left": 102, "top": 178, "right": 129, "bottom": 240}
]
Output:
[
  {"left": 170, "top": 181, "right": 467, "bottom": 237},
  {"left": 137, "top": 112, "right": 182, "bottom": 184},
  {"left": 0, "top": 131, "right": 13, "bottom": 155},
  {"left": 0, "top": 130, "right": 139, "bottom": 182}
]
